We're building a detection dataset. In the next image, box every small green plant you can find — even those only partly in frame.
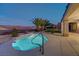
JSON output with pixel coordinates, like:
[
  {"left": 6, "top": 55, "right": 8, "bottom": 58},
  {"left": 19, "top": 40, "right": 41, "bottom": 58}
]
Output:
[
  {"left": 45, "top": 28, "right": 61, "bottom": 33},
  {"left": 11, "top": 28, "right": 18, "bottom": 37},
  {"left": 45, "top": 29, "right": 54, "bottom": 33}
]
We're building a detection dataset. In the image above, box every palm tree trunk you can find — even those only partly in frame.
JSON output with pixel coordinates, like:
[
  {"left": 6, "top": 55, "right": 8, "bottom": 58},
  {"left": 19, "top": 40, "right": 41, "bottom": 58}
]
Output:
[
  {"left": 36, "top": 26, "right": 41, "bottom": 31},
  {"left": 41, "top": 26, "right": 44, "bottom": 31}
]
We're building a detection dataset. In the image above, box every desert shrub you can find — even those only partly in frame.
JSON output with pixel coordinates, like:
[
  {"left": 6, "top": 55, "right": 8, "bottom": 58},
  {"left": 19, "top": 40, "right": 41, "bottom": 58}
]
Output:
[
  {"left": 45, "top": 29, "right": 54, "bottom": 33},
  {"left": 45, "top": 29, "right": 50, "bottom": 32},
  {"left": 11, "top": 28, "right": 18, "bottom": 37},
  {"left": 54, "top": 29, "right": 61, "bottom": 33},
  {"left": 45, "top": 28, "right": 61, "bottom": 33}
]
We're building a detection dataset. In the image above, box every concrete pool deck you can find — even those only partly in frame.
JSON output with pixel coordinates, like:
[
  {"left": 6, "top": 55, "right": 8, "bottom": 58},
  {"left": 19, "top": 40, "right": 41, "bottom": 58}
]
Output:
[{"left": 0, "top": 32, "right": 79, "bottom": 56}]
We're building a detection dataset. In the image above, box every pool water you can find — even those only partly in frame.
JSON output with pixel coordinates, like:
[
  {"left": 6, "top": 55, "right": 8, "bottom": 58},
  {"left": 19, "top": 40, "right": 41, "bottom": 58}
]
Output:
[{"left": 12, "top": 33, "right": 48, "bottom": 51}]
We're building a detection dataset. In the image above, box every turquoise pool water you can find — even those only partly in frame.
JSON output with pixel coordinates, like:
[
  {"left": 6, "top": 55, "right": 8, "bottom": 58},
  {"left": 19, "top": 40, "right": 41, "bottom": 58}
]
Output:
[{"left": 12, "top": 33, "right": 48, "bottom": 51}]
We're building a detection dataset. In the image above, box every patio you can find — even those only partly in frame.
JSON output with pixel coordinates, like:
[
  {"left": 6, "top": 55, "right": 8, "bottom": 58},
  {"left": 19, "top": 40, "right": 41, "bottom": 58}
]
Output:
[{"left": 0, "top": 32, "right": 79, "bottom": 56}]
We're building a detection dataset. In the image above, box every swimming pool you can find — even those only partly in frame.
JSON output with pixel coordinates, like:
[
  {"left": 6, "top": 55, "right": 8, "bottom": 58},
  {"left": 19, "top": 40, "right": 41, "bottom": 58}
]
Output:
[{"left": 12, "top": 33, "right": 48, "bottom": 51}]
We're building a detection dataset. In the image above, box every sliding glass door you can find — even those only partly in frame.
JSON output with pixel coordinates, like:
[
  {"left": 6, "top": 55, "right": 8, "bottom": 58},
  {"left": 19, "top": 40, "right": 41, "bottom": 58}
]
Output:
[{"left": 69, "top": 22, "right": 77, "bottom": 32}]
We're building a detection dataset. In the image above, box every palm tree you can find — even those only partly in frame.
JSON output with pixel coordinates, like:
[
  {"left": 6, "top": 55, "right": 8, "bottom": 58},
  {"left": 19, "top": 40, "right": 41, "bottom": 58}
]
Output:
[
  {"left": 44, "top": 20, "right": 50, "bottom": 26},
  {"left": 43, "top": 20, "right": 51, "bottom": 30},
  {"left": 33, "top": 18, "right": 46, "bottom": 31}
]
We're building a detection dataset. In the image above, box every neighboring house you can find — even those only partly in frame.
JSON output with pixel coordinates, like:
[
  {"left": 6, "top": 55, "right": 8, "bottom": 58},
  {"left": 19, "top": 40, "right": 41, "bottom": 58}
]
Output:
[
  {"left": 56, "top": 22, "right": 61, "bottom": 32},
  {"left": 61, "top": 3, "right": 79, "bottom": 36},
  {"left": 46, "top": 24, "right": 56, "bottom": 29}
]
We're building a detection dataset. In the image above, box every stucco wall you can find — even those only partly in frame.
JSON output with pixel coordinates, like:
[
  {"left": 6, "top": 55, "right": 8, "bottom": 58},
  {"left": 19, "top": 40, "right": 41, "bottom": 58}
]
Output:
[{"left": 61, "top": 4, "right": 79, "bottom": 36}]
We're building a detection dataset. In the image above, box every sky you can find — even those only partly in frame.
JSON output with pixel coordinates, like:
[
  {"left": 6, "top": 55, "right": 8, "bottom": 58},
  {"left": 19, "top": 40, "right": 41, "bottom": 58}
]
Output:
[{"left": 0, "top": 3, "right": 67, "bottom": 26}]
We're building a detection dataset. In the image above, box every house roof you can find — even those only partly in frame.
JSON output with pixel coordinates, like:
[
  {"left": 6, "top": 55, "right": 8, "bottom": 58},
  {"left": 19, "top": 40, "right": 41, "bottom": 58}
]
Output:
[
  {"left": 60, "top": 3, "right": 70, "bottom": 23},
  {"left": 61, "top": 3, "right": 79, "bottom": 23}
]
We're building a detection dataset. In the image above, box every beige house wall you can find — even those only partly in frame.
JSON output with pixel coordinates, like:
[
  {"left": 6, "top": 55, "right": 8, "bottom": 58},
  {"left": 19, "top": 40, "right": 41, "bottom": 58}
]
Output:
[{"left": 61, "top": 3, "right": 79, "bottom": 36}]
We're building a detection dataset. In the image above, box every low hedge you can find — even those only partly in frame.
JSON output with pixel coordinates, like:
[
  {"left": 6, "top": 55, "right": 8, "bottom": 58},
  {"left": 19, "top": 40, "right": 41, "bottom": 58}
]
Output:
[{"left": 45, "top": 28, "right": 61, "bottom": 33}]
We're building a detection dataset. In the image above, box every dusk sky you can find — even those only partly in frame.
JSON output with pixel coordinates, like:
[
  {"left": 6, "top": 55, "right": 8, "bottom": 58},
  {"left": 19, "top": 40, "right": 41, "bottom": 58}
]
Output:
[{"left": 0, "top": 3, "right": 67, "bottom": 26}]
